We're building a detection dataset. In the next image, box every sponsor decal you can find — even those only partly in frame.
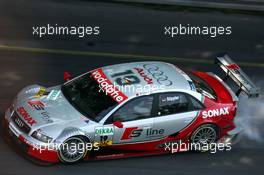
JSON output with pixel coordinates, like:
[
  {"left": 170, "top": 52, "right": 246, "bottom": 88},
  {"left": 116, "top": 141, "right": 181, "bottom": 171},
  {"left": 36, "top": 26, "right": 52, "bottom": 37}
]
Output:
[
  {"left": 134, "top": 68, "right": 153, "bottom": 84},
  {"left": 91, "top": 68, "right": 128, "bottom": 103},
  {"left": 25, "top": 87, "right": 41, "bottom": 94},
  {"left": 14, "top": 117, "right": 24, "bottom": 128},
  {"left": 121, "top": 127, "right": 164, "bottom": 140},
  {"left": 40, "top": 111, "right": 53, "bottom": 123},
  {"left": 35, "top": 87, "right": 46, "bottom": 98},
  {"left": 227, "top": 64, "right": 239, "bottom": 70},
  {"left": 28, "top": 100, "right": 45, "bottom": 110},
  {"left": 94, "top": 126, "right": 114, "bottom": 146},
  {"left": 146, "top": 128, "right": 164, "bottom": 138},
  {"left": 17, "top": 107, "right": 37, "bottom": 126},
  {"left": 95, "top": 126, "right": 114, "bottom": 136},
  {"left": 121, "top": 127, "right": 141, "bottom": 140},
  {"left": 28, "top": 100, "right": 53, "bottom": 123},
  {"left": 143, "top": 64, "right": 173, "bottom": 86},
  {"left": 47, "top": 90, "right": 61, "bottom": 100},
  {"left": 95, "top": 140, "right": 113, "bottom": 147},
  {"left": 202, "top": 107, "right": 230, "bottom": 119}
]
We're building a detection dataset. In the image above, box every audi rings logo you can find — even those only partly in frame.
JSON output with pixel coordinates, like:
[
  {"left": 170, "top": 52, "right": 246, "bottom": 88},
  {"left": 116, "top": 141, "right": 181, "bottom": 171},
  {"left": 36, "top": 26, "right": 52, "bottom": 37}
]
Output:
[
  {"left": 15, "top": 117, "right": 24, "bottom": 128},
  {"left": 143, "top": 64, "right": 173, "bottom": 86}
]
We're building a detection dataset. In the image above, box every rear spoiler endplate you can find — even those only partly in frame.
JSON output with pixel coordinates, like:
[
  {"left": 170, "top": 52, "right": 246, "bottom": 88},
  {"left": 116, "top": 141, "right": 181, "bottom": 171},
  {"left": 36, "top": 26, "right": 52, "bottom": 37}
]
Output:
[{"left": 215, "top": 54, "right": 260, "bottom": 98}]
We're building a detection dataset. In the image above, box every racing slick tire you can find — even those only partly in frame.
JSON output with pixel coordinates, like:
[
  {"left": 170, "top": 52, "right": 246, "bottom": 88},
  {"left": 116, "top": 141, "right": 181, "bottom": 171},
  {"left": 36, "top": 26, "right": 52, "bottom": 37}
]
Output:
[
  {"left": 58, "top": 136, "right": 88, "bottom": 164},
  {"left": 190, "top": 124, "right": 218, "bottom": 152}
]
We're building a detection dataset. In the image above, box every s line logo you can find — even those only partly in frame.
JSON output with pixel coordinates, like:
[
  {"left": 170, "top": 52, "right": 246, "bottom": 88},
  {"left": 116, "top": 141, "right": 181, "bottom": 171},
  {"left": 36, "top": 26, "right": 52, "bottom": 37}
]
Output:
[
  {"left": 28, "top": 100, "right": 45, "bottom": 110},
  {"left": 202, "top": 107, "right": 230, "bottom": 119},
  {"left": 121, "top": 127, "right": 143, "bottom": 140}
]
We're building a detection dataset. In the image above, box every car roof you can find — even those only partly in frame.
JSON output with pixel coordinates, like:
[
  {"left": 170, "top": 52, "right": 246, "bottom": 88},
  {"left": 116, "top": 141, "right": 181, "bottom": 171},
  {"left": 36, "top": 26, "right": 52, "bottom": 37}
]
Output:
[{"left": 101, "top": 61, "right": 196, "bottom": 98}]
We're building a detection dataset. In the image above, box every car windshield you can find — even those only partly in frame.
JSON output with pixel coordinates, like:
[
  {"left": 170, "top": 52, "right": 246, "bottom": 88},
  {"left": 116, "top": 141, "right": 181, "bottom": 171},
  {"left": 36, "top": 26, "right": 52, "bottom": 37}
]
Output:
[
  {"left": 186, "top": 71, "right": 217, "bottom": 100},
  {"left": 61, "top": 72, "right": 118, "bottom": 122}
]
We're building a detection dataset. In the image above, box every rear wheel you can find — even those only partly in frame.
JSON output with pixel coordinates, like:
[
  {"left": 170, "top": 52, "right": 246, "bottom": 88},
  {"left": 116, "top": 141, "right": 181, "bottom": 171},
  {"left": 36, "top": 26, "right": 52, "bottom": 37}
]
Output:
[
  {"left": 190, "top": 124, "right": 218, "bottom": 152},
  {"left": 58, "top": 136, "right": 87, "bottom": 164}
]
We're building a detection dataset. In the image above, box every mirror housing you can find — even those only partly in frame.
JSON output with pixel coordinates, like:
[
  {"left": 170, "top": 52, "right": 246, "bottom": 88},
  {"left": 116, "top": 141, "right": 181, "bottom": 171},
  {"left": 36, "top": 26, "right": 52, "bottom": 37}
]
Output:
[
  {"left": 113, "top": 121, "right": 123, "bottom": 128},
  {"left": 64, "top": 71, "right": 72, "bottom": 82}
]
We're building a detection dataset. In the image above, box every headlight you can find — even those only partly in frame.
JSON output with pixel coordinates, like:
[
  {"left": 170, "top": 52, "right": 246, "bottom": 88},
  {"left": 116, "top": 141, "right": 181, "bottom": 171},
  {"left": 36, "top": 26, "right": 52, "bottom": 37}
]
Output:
[{"left": 32, "top": 130, "right": 53, "bottom": 143}]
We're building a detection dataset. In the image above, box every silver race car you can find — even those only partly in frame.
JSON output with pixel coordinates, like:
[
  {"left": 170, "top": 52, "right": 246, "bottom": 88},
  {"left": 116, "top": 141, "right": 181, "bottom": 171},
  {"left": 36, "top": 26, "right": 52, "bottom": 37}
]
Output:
[{"left": 3, "top": 54, "right": 259, "bottom": 164}]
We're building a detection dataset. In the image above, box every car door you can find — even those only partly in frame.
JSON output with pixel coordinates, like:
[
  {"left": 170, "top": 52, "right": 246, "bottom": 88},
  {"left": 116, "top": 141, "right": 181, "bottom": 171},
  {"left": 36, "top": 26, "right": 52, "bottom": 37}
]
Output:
[
  {"left": 103, "top": 95, "right": 155, "bottom": 144},
  {"left": 152, "top": 92, "right": 204, "bottom": 140}
]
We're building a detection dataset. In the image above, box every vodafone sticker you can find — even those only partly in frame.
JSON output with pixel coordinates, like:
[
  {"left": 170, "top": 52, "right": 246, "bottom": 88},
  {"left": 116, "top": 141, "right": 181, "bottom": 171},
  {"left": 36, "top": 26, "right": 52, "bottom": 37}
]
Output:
[{"left": 91, "top": 68, "right": 128, "bottom": 103}]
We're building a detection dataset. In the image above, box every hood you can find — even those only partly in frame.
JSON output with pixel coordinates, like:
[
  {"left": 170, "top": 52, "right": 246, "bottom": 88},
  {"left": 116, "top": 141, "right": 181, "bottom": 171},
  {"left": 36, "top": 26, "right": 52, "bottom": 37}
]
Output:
[{"left": 14, "top": 85, "right": 87, "bottom": 131}]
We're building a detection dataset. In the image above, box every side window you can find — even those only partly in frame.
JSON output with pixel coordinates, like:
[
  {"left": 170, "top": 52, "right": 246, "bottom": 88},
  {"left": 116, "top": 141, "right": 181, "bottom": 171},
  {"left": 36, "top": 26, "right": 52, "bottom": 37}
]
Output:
[
  {"left": 189, "top": 95, "right": 204, "bottom": 110},
  {"left": 111, "top": 96, "right": 154, "bottom": 122},
  {"left": 158, "top": 93, "right": 190, "bottom": 116}
]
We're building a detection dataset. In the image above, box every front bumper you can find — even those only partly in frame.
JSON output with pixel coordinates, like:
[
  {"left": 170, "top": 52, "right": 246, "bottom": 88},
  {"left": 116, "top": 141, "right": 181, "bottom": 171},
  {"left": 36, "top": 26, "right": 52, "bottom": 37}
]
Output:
[{"left": 3, "top": 108, "right": 59, "bottom": 164}]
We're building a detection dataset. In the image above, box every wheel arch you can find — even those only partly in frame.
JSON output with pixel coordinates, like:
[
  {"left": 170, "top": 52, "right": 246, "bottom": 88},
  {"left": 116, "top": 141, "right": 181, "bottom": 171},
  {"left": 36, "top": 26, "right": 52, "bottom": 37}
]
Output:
[{"left": 55, "top": 127, "right": 92, "bottom": 144}]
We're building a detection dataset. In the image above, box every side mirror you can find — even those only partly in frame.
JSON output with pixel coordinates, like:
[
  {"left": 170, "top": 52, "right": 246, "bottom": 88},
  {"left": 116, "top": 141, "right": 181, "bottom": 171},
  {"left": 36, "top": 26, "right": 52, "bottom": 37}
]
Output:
[
  {"left": 64, "top": 71, "right": 72, "bottom": 82},
  {"left": 113, "top": 121, "right": 123, "bottom": 128}
]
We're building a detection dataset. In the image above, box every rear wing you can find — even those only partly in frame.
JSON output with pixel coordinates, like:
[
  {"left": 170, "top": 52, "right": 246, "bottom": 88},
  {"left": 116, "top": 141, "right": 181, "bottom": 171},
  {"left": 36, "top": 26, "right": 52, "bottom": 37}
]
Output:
[{"left": 215, "top": 54, "right": 260, "bottom": 98}]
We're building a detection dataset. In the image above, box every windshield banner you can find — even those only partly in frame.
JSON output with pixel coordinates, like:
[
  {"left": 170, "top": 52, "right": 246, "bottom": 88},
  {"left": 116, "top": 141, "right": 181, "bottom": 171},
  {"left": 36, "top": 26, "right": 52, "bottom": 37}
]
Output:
[{"left": 91, "top": 68, "right": 128, "bottom": 104}]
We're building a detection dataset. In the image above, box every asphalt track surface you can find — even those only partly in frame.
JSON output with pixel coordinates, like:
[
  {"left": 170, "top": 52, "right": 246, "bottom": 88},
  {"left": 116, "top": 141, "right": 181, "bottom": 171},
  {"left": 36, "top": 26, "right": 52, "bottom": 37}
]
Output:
[{"left": 0, "top": 0, "right": 264, "bottom": 175}]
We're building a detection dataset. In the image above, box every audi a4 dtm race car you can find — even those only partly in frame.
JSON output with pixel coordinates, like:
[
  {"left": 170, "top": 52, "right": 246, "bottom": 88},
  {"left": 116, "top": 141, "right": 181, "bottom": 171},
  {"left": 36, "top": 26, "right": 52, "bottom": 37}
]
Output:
[{"left": 3, "top": 54, "right": 260, "bottom": 164}]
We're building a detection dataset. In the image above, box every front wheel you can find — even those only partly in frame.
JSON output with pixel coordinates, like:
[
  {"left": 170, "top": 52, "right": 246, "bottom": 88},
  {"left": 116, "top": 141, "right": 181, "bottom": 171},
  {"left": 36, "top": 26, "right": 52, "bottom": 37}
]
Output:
[{"left": 58, "top": 136, "right": 87, "bottom": 164}]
